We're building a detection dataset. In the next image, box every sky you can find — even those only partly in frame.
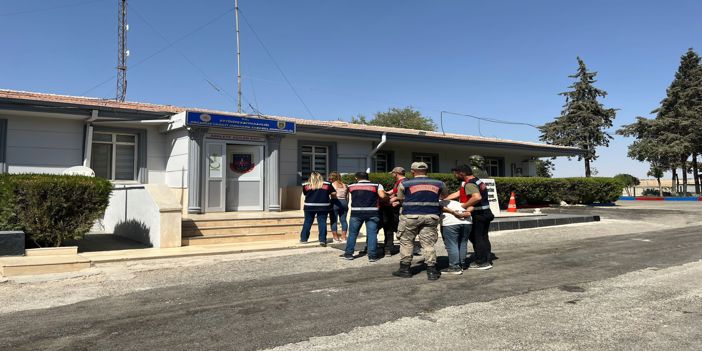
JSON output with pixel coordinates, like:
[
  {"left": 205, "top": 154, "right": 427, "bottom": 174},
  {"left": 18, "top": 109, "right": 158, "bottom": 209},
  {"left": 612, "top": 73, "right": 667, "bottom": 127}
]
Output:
[{"left": 2, "top": 0, "right": 701, "bottom": 178}]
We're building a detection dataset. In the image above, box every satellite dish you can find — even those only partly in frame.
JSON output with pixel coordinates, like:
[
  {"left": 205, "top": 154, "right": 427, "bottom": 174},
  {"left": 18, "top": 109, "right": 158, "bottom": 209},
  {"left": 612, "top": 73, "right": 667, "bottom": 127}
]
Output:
[{"left": 63, "top": 166, "right": 95, "bottom": 177}]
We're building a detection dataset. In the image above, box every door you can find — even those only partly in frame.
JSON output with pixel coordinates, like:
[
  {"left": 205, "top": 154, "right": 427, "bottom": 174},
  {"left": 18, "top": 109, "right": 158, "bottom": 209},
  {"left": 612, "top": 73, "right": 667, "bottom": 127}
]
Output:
[
  {"left": 205, "top": 141, "right": 226, "bottom": 212},
  {"left": 226, "top": 144, "right": 264, "bottom": 211}
]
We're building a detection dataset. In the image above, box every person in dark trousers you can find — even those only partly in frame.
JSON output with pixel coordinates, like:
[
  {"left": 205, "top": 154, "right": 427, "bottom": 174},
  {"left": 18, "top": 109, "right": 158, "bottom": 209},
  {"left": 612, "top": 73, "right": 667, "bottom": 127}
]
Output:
[
  {"left": 380, "top": 166, "right": 407, "bottom": 255},
  {"left": 300, "top": 171, "right": 336, "bottom": 247},
  {"left": 447, "top": 164, "right": 495, "bottom": 270},
  {"left": 341, "top": 172, "right": 386, "bottom": 262},
  {"left": 392, "top": 162, "right": 449, "bottom": 281}
]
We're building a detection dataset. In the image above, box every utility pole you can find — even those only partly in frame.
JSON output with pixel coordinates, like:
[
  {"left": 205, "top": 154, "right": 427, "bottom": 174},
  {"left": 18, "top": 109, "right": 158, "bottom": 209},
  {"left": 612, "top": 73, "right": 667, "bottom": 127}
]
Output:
[
  {"left": 116, "top": 0, "right": 128, "bottom": 102},
  {"left": 235, "top": 0, "right": 242, "bottom": 112}
]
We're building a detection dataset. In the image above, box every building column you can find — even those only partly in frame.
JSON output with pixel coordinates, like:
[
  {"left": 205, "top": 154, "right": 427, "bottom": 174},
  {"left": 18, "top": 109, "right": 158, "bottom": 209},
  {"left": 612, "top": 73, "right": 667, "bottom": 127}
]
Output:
[
  {"left": 0, "top": 119, "right": 7, "bottom": 174},
  {"left": 187, "top": 128, "right": 206, "bottom": 213},
  {"left": 265, "top": 134, "right": 284, "bottom": 212}
]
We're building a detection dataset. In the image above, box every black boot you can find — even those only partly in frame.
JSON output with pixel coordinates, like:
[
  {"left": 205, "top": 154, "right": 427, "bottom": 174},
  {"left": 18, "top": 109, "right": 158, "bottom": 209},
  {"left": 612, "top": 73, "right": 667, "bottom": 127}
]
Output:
[
  {"left": 427, "top": 265, "right": 441, "bottom": 281},
  {"left": 392, "top": 263, "right": 412, "bottom": 278}
]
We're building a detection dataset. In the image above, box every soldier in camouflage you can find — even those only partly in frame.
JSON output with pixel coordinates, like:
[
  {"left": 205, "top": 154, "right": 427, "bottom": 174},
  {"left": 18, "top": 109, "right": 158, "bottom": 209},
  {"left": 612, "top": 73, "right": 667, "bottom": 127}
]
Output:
[{"left": 392, "top": 162, "right": 450, "bottom": 281}]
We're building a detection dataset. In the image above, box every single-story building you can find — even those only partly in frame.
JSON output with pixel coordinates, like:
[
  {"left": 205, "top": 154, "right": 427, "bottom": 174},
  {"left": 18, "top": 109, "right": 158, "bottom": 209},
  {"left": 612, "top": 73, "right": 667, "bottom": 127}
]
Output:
[{"left": 0, "top": 89, "right": 584, "bottom": 247}]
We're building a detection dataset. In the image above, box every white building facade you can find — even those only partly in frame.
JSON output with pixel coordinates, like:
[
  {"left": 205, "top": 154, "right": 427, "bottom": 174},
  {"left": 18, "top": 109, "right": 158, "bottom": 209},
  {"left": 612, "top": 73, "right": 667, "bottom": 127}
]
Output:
[{"left": 0, "top": 90, "right": 584, "bottom": 245}]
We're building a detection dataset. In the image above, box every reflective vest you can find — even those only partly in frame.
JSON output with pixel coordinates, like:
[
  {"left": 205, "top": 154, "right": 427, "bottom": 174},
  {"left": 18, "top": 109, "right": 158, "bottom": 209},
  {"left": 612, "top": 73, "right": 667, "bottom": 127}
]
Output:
[
  {"left": 349, "top": 181, "right": 383, "bottom": 216},
  {"left": 465, "top": 178, "right": 491, "bottom": 211},
  {"left": 302, "top": 181, "right": 333, "bottom": 211},
  {"left": 459, "top": 181, "right": 469, "bottom": 203},
  {"left": 401, "top": 177, "right": 444, "bottom": 215},
  {"left": 392, "top": 178, "right": 407, "bottom": 195}
]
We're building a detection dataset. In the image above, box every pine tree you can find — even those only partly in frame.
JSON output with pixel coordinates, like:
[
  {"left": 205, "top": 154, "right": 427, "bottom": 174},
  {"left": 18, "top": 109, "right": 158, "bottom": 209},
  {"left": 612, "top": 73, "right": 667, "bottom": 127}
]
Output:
[
  {"left": 539, "top": 57, "right": 617, "bottom": 177},
  {"left": 654, "top": 49, "right": 702, "bottom": 194}
]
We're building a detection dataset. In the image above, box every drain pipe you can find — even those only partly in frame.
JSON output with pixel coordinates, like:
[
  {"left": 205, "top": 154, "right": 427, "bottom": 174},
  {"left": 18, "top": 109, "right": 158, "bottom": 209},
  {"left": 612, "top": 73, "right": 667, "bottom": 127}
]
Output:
[
  {"left": 366, "top": 133, "right": 387, "bottom": 173},
  {"left": 83, "top": 110, "right": 99, "bottom": 167}
]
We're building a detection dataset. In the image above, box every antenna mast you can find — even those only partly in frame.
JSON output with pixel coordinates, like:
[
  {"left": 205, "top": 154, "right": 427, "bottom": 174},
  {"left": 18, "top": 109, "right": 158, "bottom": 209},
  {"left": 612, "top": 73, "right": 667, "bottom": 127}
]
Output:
[
  {"left": 235, "top": 0, "right": 242, "bottom": 112},
  {"left": 116, "top": 0, "right": 128, "bottom": 102}
]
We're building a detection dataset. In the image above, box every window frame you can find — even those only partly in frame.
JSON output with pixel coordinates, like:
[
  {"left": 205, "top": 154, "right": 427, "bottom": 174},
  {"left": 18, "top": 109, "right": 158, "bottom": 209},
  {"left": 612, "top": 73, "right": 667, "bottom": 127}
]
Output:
[
  {"left": 91, "top": 132, "right": 138, "bottom": 181},
  {"left": 374, "top": 151, "right": 394, "bottom": 173},
  {"left": 91, "top": 127, "right": 148, "bottom": 183},
  {"left": 298, "top": 140, "right": 337, "bottom": 182},
  {"left": 484, "top": 157, "right": 505, "bottom": 177},
  {"left": 411, "top": 152, "right": 439, "bottom": 173}
]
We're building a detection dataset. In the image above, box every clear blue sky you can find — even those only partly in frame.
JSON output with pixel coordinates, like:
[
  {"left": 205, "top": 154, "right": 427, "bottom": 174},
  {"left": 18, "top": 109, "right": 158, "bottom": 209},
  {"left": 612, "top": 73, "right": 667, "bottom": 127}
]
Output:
[{"left": 2, "top": 0, "right": 701, "bottom": 178}]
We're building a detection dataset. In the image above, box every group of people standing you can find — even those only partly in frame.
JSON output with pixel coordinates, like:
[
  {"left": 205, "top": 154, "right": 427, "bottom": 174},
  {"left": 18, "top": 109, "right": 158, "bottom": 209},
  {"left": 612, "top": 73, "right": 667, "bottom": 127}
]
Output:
[{"left": 300, "top": 162, "right": 495, "bottom": 280}]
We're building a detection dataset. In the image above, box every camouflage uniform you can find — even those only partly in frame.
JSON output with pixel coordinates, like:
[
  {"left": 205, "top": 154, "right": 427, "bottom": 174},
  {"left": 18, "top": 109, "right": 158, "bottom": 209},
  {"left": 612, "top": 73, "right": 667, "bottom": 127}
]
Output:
[{"left": 395, "top": 176, "right": 448, "bottom": 267}]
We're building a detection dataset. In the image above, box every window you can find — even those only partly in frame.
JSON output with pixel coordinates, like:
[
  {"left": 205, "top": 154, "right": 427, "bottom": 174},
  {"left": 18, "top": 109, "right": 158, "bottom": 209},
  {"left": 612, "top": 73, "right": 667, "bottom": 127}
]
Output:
[
  {"left": 91, "top": 132, "right": 138, "bottom": 181},
  {"left": 374, "top": 151, "right": 391, "bottom": 173},
  {"left": 412, "top": 153, "right": 438, "bottom": 173},
  {"left": 301, "top": 145, "right": 328, "bottom": 180},
  {"left": 485, "top": 158, "right": 500, "bottom": 177}
]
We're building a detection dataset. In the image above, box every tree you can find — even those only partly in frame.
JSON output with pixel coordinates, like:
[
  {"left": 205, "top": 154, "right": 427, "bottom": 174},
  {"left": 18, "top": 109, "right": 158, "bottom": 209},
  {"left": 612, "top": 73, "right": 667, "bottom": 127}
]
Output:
[
  {"left": 535, "top": 159, "right": 555, "bottom": 178},
  {"left": 614, "top": 174, "right": 640, "bottom": 196},
  {"left": 617, "top": 117, "right": 672, "bottom": 195},
  {"left": 654, "top": 49, "right": 702, "bottom": 195},
  {"left": 351, "top": 107, "right": 437, "bottom": 131},
  {"left": 539, "top": 57, "right": 617, "bottom": 177},
  {"left": 647, "top": 164, "right": 665, "bottom": 197}
]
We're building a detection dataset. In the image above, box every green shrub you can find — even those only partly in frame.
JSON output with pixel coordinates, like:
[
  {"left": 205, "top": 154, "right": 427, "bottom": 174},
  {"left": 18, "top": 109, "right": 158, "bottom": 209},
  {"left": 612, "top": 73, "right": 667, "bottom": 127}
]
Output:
[
  {"left": 336, "top": 172, "right": 620, "bottom": 206},
  {"left": 0, "top": 175, "right": 21, "bottom": 231},
  {"left": 562, "top": 177, "right": 622, "bottom": 204},
  {"left": 0, "top": 174, "right": 113, "bottom": 247},
  {"left": 494, "top": 177, "right": 569, "bottom": 206}
]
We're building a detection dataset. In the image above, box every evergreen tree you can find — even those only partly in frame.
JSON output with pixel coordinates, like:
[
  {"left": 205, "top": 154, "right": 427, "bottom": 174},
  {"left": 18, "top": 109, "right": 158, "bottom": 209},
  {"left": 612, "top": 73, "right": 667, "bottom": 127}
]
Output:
[
  {"left": 650, "top": 49, "right": 702, "bottom": 194},
  {"left": 535, "top": 159, "right": 555, "bottom": 178},
  {"left": 617, "top": 116, "right": 672, "bottom": 195},
  {"left": 539, "top": 57, "right": 617, "bottom": 177},
  {"left": 352, "top": 107, "right": 437, "bottom": 131}
]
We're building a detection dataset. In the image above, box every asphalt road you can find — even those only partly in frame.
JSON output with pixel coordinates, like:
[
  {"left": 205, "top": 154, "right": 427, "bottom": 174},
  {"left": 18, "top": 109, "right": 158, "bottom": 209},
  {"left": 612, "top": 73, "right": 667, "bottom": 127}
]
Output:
[{"left": 1, "top": 203, "right": 701, "bottom": 351}]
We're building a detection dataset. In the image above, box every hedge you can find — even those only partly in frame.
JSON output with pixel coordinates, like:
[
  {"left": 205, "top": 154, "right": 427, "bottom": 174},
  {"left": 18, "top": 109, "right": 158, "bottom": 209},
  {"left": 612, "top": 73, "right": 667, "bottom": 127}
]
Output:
[
  {"left": 337, "top": 173, "right": 621, "bottom": 206},
  {"left": 0, "top": 174, "right": 113, "bottom": 247}
]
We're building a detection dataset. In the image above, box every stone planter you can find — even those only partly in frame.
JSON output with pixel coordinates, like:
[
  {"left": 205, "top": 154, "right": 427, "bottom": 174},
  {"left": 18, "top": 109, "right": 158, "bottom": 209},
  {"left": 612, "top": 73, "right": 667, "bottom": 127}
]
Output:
[{"left": 0, "top": 231, "right": 25, "bottom": 256}]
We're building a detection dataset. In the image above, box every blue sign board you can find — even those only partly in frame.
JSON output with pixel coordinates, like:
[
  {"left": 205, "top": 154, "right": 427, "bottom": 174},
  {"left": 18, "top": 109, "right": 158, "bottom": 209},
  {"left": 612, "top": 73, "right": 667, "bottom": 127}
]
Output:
[{"left": 186, "top": 111, "right": 296, "bottom": 134}]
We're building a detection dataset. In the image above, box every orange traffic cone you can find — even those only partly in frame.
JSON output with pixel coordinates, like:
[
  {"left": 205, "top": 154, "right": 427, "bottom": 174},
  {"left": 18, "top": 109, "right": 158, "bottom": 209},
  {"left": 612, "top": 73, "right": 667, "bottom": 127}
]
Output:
[{"left": 507, "top": 191, "right": 517, "bottom": 213}]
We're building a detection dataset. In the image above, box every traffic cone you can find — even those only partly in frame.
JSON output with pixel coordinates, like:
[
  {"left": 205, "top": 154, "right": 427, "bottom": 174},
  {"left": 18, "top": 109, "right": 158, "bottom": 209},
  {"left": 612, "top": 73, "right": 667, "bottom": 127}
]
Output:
[{"left": 507, "top": 191, "right": 517, "bottom": 213}]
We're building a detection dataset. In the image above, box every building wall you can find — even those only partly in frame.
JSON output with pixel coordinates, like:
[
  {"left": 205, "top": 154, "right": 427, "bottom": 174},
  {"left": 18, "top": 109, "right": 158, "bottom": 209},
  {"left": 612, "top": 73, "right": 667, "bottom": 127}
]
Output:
[
  {"left": 145, "top": 125, "right": 168, "bottom": 184},
  {"left": 4, "top": 114, "right": 84, "bottom": 174},
  {"left": 388, "top": 142, "right": 536, "bottom": 176},
  {"left": 165, "top": 129, "right": 189, "bottom": 188},
  {"left": 280, "top": 135, "right": 298, "bottom": 188}
]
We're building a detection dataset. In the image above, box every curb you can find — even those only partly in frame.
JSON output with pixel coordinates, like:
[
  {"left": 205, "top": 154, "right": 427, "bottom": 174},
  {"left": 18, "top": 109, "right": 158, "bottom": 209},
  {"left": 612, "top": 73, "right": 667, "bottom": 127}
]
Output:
[{"left": 619, "top": 196, "right": 702, "bottom": 201}]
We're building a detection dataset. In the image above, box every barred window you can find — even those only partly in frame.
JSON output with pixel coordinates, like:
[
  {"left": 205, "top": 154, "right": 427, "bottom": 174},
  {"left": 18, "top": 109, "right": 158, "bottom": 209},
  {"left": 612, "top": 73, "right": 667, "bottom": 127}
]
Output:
[
  {"left": 91, "top": 132, "right": 137, "bottom": 181},
  {"left": 301, "top": 145, "right": 328, "bottom": 180}
]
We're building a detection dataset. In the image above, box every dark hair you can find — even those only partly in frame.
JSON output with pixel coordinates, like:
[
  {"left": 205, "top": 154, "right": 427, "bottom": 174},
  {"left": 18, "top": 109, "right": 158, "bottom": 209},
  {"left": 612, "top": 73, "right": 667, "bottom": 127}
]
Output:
[
  {"left": 354, "top": 171, "right": 369, "bottom": 180},
  {"left": 451, "top": 164, "right": 473, "bottom": 176}
]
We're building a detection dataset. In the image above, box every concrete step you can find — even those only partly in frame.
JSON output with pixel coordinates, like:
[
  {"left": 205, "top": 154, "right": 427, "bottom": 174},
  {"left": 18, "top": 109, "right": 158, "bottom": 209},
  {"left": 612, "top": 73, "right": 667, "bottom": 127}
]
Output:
[
  {"left": 182, "top": 217, "right": 305, "bottom": 228},
  {"left": 25, "top": 246, "right": 78, "bottom": 256},
  {"left": 181, "top": 232, "right": 299, "bottom": 246},
  {"left": 0, "top": 255, "right": 91, "bottom": 277},
  {"left": 183, "top": 223, "right": 334, "bottom": 237}
]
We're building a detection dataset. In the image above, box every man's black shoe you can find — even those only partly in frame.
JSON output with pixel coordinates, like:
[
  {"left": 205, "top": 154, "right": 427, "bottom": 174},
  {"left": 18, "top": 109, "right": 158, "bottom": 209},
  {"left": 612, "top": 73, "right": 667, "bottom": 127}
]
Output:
[
  {"left": 392, "top": 263, "right": 412, "bottom": 278},
  {"left": 469, "top": 262, "right": 493, "bottom": 270},
  {"left": 320, "top": 242, "right": 327, "bottom": 247},
  {"left": 368, "top": 256, "right": 380, "bottom": 263},
  {"left": 340, "top": 253, "right": 354, "bottom": 260},
  {"left": 427, "top": 266, "right": 441, "bottom": 281}
]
